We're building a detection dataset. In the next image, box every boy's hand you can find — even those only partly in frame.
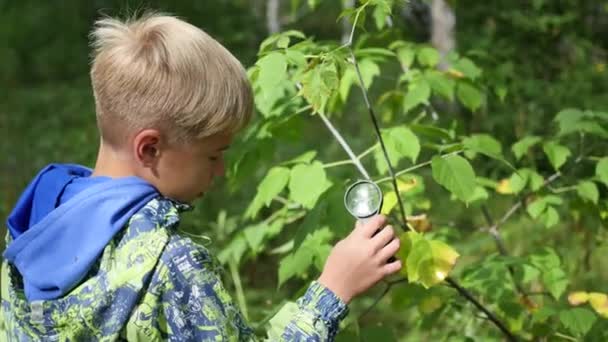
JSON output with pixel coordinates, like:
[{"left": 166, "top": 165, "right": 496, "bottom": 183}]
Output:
[{"left": 317, "top": 215, "right": 402, "bottom": 304}]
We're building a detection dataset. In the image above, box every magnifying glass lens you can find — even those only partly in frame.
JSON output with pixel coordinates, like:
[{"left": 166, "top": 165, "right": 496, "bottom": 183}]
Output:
[{"left": 345, "top": 181, "right": 382, "bottom": 218}]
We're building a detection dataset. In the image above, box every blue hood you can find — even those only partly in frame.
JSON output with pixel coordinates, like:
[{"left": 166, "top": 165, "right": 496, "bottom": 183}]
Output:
[{"left": 3, "top": 164, "right": 159, "bottom": 301}]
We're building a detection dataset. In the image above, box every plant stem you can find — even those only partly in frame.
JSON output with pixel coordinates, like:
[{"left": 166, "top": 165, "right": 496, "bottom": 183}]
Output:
[
  {"left": 322, "top": 144, "right": 378, "bottom": 169},
  {"left": 317, "top": 111, "right": 371, "bottom": 179},
  {"left": 446, "top": 277, "right": 518, "bottom": 341},
  {"left": 481, "top": 205, "right": 530, "bottom": 302},
  {"left": 358, "top": 278, "right": 408, "bottom": 320},
  {"left": 349, "top": 49, "right": 409, "bottom": 230},
  {"left": 229, "top": 260, "right": 249, "bottom": 320},
  {"left": 322, "top": 159, "right": 354, "bottom": 168},
  {"left": 554, "top": 332, "right": 578, "bottom": 341},
  {"left": 375, "top": 150, "right": 463, "bottom": 184}
]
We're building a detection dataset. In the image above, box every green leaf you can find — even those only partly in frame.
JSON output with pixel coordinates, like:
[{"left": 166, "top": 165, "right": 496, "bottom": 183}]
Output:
[
  {"left": 577, "top": 181, "right": 599, "bottom": 204},
  {"left": 410, "top": 124, "right": 454, "bottom": 141},
  {"left": 244, "top": 220, "right": 284, "bottom": 255},
  {"left": 278, "top": 247, "right": 314, "bottom": 287},
  {"left": 539, "top": 206, "right": 559, "bottom": 228},
  {"left": 543, "top": 142, "right": 571, "bottom": 170},
  {"left": 402, "top": 233, "right": 459, "bottom": 288},
  {"left": 257, "top": 167, "right": 290, "bottom": 206},
  {"left": 278, "top": 227, "right": 332, "bottom": 287},
  {"left": 395, "top": 46, "right": 415, "bottom": 69},
  {"left": 519, "top": 264, "right": 541, "bottom": 284},
  {"left": 512, "top": 136, "right": 541, "bottom": 160},
  {"left": 554, "top": 108, "right": 584, "bottom": 134},
  {"left": 463, "top": 134, "right": 503, "bottom": 159},
  {"left": 282, "top": 150, "right": 317, "bottom": 165},
  {"left": 596, "top": 157, "right": 608, "bottom": 187},
  {"left": 559, "top": 308, "right": 597, "bottom": 336},
  {"left": 431, "top": 155, "right": 476, "bottom": 202},
  {"left": 372, "top": 2, "right": 391, "bottom": 30},
  {"left": 374, "top": 126, "right": 421, "bottom": 174},
  {"left": 527, "top": 198, "right": 548, "bottom": 219},
  {"left": 469, "top": 185, "right": 489, "bottom": 203},
  {"left": 530, "top": 247, "right": 561, "bottom": 269},
  {"left": 425, "top": 70, "right": 455, "bottom": 100},
  {"left": 527, "top": 196, "right": 562, "bottom": 222},
  {"left": 217, "top": 234, "right": 248, "bottom": 265},
  {"left": 453, "top": 57, "right": 482, "bottom": 80},
  {"left": 417, "top": 47, "right": 440, "bottom": 67},
  {"left": 339, "top": 59, "right": 380, "bottom": 101},
  {"left": 403, "top": 79, "right": 431, "bottom": 113},
  {"left": 396, "top": 231, "right": 423, "bottom": 270},
  {"left": 245, "top": 167, "right": 290, "bottom": 219},
  {"left": 543, "top": 267, "right": 568, "bottom": 299},
  {"left": 509, "top": 170, "right": 529, "bottom": 194},
  {"left": 288, "top": 161, "right": 332, "bottom": 209},
  {"left": 257, "top": 52, "right": 287, "bottom": 90},
  {"left": 457, "top": 82, "right": 483, "bottom": 111},
  {"left": 299, "top": 62, "right": 339, "bottom": 114}
]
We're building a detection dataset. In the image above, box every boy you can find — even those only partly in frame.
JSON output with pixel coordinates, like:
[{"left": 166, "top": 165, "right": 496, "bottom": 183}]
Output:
[{"left": 0, "top": 13, "right": 402, "bottom": 341}]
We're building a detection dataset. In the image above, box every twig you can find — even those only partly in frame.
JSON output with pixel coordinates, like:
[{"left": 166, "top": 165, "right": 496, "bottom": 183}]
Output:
[
  {"left": 359, "top": 278, "right": 409, "bottom": 320},
  {"left": 322, "top": 144, "right": 378, "bottom": 169},
  {"left": 375, "top": 150, "right": 463, "bottom": 184},
  {"left": 317, "top": 111, "right": 371, "bottom": 179},
  {"left": 481, "top": 205, "right": 530, "bottom": 302},
  {"left": 446, "top": 277, "right": 518, "bottom": 341},
  {"left": 482, "top": 171, "right": 562, "bottom": 234},
  {"left": 229, "top": 260, "right": 249, "bottom": 320},
  {"left": 349, "top": 49, "right": 409, "bottom": 230},
  {"left": 554, "top": 332, "right": 578, "bottom": 341},
  {"left": 358, "top": 283, "right": 392, "bottom": 320}
]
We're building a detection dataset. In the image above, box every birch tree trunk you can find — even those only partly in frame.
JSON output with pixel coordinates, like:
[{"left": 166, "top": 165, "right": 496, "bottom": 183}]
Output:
[
  {"left": 430, "top": 0, "right": 456, "bottom": 70},
  {"left": 266, "top": 0, "right": 280, "bottom": 34}
]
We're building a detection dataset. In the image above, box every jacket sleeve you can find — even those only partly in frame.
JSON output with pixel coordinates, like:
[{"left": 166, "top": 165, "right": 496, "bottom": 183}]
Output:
[{"left": 156, "top": 235, "right": 349, "bottom": 341}]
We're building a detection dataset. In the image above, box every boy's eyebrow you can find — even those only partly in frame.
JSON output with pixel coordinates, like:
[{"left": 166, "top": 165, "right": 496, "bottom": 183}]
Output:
[{"left": 216, "top": 145, "right": 230, "bottom": 151}]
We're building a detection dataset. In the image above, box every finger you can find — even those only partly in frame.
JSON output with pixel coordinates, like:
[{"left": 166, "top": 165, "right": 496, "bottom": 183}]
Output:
[
  {"left": 376, "top": 237, "right": 400, "bottom": 262},
  {"left": 354, "top": 215, "right": 387, "bottom": 238},
  {"left": 381, "top": 258, "right": 403, "bottom": 276},
  {"left": 371, "top": 225, "right": 395, "bottom": 252}
]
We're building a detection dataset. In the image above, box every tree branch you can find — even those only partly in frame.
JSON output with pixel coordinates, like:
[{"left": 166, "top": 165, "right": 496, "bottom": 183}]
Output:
[
  {"left": 349, "top": 49, "right": 409, "bottom": 231},
  {"left": 375, "top": 150, "right": 463, "bottom": 184},
  {"left": 358, "top": 278, "right": 409, "bottom": 320},
  {"left": 446, "top": 277, "right": 518, "bottom": 341},
  {"left": 317, "top": 111, "right": 371, "bottom": 179}
]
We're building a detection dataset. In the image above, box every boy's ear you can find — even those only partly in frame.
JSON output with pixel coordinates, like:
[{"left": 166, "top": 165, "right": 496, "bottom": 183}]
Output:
[{"left": 133, "top": 129, "right": 162, "bottom": 167}]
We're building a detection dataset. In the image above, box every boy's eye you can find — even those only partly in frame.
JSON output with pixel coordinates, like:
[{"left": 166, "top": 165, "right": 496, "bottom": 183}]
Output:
[{"left": 209, "top": 156, "right": 220, "bottom": 161}]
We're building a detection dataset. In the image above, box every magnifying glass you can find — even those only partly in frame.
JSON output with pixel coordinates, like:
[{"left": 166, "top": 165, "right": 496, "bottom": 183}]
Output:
[{"left": 344, "top": 180, "right": 383, "bottom": 220}]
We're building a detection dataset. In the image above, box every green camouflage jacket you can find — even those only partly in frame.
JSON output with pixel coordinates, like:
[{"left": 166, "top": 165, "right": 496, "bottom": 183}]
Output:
[{"left": 0, "top": 197, "right": 349, "bottom": 341}]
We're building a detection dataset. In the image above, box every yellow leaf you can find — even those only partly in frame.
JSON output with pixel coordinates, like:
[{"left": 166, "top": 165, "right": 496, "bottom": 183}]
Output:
[
  {"left": 397, "top": 177, "right": 417, "bottom": 192},
  {"left": 496, "top": 179, "right": 513, "bottom": 194},
  {"left": 381, "top": 191, "right": 398, "bottom": 215},
  {"left": 408, "top": 214, "right": 432, "bottom": 233},
  {"left": 568, "top": 291, "right": 589, "bottom": 306},
  {"left": 588, "top": 292, "right": 608, "bottom": 318},
  {"left": 418, "top": 240, "right": 459, "bottom": 288}
]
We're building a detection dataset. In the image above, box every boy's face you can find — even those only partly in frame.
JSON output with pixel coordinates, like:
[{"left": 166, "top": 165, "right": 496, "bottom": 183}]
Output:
[{"left": 154, "top": 133, "right": 232, "bottom": 203}]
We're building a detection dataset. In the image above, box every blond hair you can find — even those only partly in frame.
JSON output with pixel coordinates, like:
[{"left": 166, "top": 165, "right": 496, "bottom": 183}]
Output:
[{"left": 90, "top": 13, "right": 253, "bottom": 147}]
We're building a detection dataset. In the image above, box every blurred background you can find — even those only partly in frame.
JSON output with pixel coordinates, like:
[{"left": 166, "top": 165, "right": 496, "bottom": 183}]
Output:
[{"left": 2, "top": 0, "right": 608, "bottom": 340}]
